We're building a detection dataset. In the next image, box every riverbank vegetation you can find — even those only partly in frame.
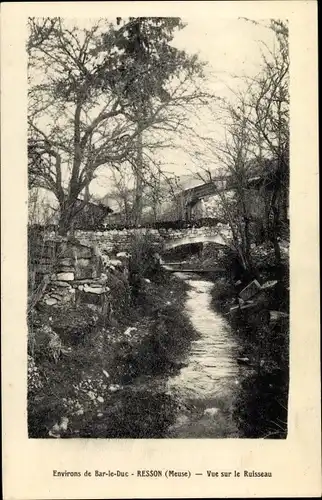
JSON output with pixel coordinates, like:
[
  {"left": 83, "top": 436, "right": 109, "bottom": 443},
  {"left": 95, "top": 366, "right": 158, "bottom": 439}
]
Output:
[
  {"left": 28, "top": 235, "right": 197, "bottom": 438},
  {"left": 163, "top": 238, "right": 289, "bottom": 439},
  {"left": 209, "top": 244, "right": 289, "bottom": 439}
]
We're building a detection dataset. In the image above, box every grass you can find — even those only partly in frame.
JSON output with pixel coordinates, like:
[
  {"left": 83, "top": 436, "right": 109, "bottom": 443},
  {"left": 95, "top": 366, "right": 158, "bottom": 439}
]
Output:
[
  {"left": 27, "top": 269, "right": 198, "bottom": 438},
  {"left": 209, "top": 269, "right": 289, "bottom": 439}
]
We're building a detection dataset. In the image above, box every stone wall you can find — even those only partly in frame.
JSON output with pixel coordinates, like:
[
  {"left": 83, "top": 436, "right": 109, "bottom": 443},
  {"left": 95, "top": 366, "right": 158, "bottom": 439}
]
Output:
[
  {"left": 29, "top": 223, "right": 232, "bottom": 312},
  {"left": 71, "top": 225, "right": 232, "bottom": 253},
  {"left": 29, "top": 233, "right": 130, "bottom": 312},
  {"left": 74, "top": 228, "right": 163, "bottom": 253}
]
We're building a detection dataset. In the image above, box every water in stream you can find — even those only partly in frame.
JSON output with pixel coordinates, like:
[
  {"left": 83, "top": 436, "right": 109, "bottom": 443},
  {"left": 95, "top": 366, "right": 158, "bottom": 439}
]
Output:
[
  {"left": 164, "top": 273, "right": 243, "bottom": 438},
  {"left": 76, "top": 271, "right": 287, "bottom": 438},
  {"left": 126, "top": 273, "right": 248, "bottom": 438}
]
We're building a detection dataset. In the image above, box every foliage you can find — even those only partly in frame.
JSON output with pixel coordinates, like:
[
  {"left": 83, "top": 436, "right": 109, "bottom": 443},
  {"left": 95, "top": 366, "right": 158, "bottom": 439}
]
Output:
[
  {"left": 27, "top": 267, "right": 195, "bottom": 438},
  {"left": 104, "top": 269, "right": 131, "bottom": 320},
  {"left": 104, "top": 164, "right": 174, "bottom": 225},
  {"left": 28, "top": 324, "right": 68, "bottom": 363},
  {"left": 28, "top": 17, "right": 207, "bottom": 234},
  {"left": 28, "top": 355, "right": 43, "bottom": 393},
  {"left": 128, "top": 232, "right": 165, "bottom": 297}
]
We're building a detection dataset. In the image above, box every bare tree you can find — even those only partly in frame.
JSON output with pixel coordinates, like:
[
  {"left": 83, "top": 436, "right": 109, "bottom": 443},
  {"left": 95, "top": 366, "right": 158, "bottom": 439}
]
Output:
[
  {"left": 245, "top": 20, "right": 289, "bottom": 263},
  {"left": 190, "top": 19, "right": 289, "bottom": 271},
  {"left": 27, "top": 17, "right": 59, "bottom": 52},
  {"left": 107, "top": 168, "right": 136, "bottom": 224},
  {"left": 28, "top": 17, "right": 208, "bottom": 234},
  {"left": 192, "top": 104, "right": 257, "bottom": 273}
]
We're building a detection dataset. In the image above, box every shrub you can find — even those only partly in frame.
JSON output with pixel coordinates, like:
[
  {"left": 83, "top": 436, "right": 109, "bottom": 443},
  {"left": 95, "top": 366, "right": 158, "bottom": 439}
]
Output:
[
  {"left": 128, "top": 232, "right": 165, "bottom": 298},
  {"left": 104, "top": 270, "right": 131, "bottom": 320}
]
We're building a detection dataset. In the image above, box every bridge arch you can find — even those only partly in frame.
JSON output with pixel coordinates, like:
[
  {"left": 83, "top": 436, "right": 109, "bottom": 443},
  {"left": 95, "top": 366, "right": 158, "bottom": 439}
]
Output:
[{"left": 164, "top": 234, "right": 229, "bottom": 251}]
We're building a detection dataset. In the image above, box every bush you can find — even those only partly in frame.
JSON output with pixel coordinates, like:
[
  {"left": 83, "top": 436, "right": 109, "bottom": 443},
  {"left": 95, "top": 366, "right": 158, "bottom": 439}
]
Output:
[
  {"left": 128, "top": 232, "right": 165, "bottom": 298},
  {"left": 104, "top": 270, "right": 131, "bottom": 320}
]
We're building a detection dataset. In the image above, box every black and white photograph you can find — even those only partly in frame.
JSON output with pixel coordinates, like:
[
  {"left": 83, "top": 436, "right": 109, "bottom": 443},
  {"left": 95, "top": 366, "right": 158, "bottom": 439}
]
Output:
[{"left": 27, "top": 15, "right": 290, "bottom": 439}]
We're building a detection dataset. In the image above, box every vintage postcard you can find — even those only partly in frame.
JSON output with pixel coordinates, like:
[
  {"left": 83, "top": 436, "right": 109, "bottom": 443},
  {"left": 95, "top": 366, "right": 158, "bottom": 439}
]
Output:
[{"left": 1, "top": 1, "right": 320, "bottom": 498}]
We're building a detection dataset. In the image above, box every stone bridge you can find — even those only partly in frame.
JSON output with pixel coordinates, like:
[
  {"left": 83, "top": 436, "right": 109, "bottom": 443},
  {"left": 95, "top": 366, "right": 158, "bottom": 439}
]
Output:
[{"left": 70, "top": 224, "right": 232, "bottom": 254}]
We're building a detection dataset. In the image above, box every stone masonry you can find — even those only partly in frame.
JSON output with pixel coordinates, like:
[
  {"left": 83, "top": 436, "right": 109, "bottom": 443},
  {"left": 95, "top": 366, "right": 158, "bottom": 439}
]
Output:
[{"left": 30, "top": 234, "right": 130, "bottom": 312}]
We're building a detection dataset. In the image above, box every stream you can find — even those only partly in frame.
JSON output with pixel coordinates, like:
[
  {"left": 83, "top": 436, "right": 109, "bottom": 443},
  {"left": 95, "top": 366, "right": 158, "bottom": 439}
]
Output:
[
  {"left": 164, "top": 273, "right": 244, "bottom": 438},
  {"left": 73, "top": 270, "right": 288, "bottom": 439},
  {"left": 128, "top": 272, "right": 248, "bottom": 438}
]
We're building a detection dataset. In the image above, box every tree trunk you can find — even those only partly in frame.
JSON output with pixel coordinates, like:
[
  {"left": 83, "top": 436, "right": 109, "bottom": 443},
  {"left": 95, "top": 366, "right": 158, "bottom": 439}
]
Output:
[
  {"left": 58, "top": 213, "right": 71, "bottom": 236},
  {"left": 58, "top": 202, "right": 74, "bottom": 236},
  {"left": 133, "top": 130, "right": 143, "bottom": 225}
]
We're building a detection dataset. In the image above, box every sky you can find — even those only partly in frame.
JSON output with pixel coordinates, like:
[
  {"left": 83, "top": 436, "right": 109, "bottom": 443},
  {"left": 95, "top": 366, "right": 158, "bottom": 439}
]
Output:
[
  {"left": 30, "top": 16, "right": 277, "bottom": 208},
  {"left": 158, "top": 17, "right": 275, "bottom": 172},
  {"left": 92, "top": 17, "right": 276, "bottom": 198}
]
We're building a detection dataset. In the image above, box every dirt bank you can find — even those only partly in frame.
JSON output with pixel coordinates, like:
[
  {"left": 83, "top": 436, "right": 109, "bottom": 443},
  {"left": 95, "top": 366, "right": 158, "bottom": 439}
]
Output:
[
  {"left": 209, "top": 276, "right": 289, "bottom": 438},
  {"left": 28, "top": 274, "right": 198, "bottom": 438}
]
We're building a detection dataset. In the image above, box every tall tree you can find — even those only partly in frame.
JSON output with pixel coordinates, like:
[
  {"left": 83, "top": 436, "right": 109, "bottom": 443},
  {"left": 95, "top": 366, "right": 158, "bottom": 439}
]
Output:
[
  {"left": 246, "top": 20, "right": 289, "bottom": 263},
  {"left": 28, "top": 17, "right": 207, "bottom": 234},
  {"left": 191, "top": 19, "right": 289, "bottom": 270},
  {"left": 101, "top": 17, "right": 205, "bottom": 224},
  {"left": 192, "top": 104, "right": 257, "bottom": 274}
]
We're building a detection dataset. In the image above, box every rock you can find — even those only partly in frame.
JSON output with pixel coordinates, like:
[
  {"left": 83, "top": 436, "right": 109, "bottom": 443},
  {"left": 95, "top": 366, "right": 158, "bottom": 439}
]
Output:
[
  {"left": 56, "top": 266, "right": 76, "bottom": 273},
  {"left": 49, "top": 422, "right": 61, "bottom": 438},
  {"left": 44, "top": 297, "right": 58, "bottom": 306},
  {"left": 55, "top": 272, "right": 75, "bottom": 281},
  {"left": 270, "top": 310, "right": 289, "bottom": 323},
  {"left": 117, "top": 252, "right": 130, "bottom": 258},
  {"left": 124, "top": 327, "right": 137, "bottom": 337},
  {"left": 70, "top": 244, "right": 92, "bottom": 259},
  {"left": 75, "top": 266, "right": 96, "bottom": 279},
  {"left": 76, "top": 258, "right": 92, "bottom": 267},
  {"left": 52, "top": 281, "right": 72, "bottom": 288},
  {"left": 102, "top": 370, "right": 110, "bottom": 379},
  {"left": 58, "top": 258, "right": 74, "bottom": 266},
  {"left": 237, "top": 357, "right": 251, "bottom": 366},
  {"left": 60, "top": 417, "right": 69, "bottom": 431},
  {"left": 108, "top": 384, "right": 121, "bottom": 393},
  {"left": 97, "top": 396, "right": 104, "bottom": 403},
  {"left": 109, "top": 259, "right": 123, "bottom": 267},
  {"left": 204, "top": 408, "right": 220, "bottom": 417},
  {"left": 261, "top": 280, "right": 278, "bottom": 290},
  {"left": 239, "top": 280, "right": 262, "bottom": 301},
  {"left": 73, "top": 279, "right": 97, "bottom": 285},
  {"left": 50, "top": 293, "right": 65, "bottom": 301},
  {"left": 87, "top": 391, "right": 96, "bottom": 400},
  {"left": 83, "top": 285, "right": 109, "bottom": 294}
]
